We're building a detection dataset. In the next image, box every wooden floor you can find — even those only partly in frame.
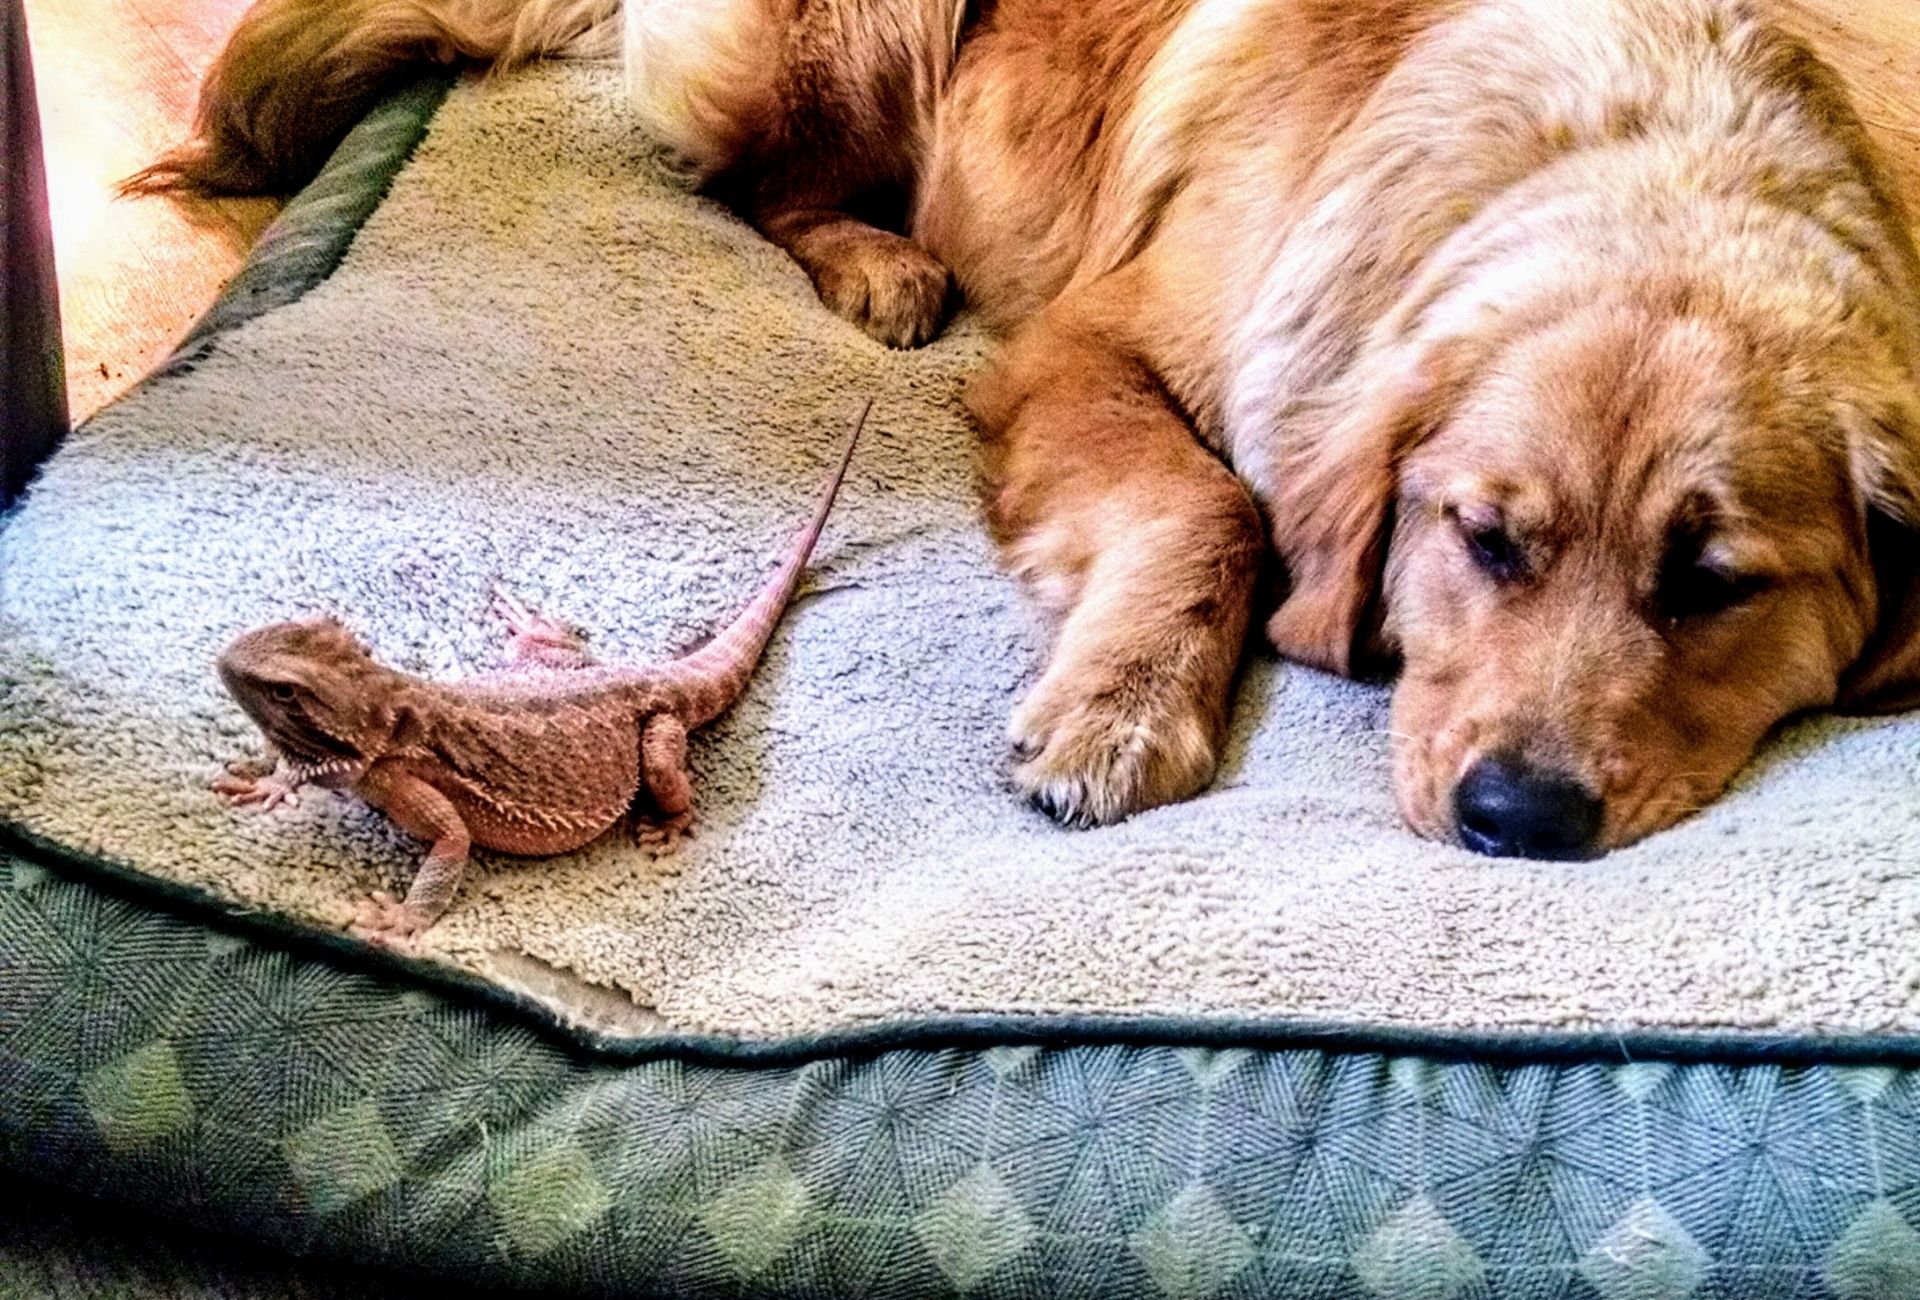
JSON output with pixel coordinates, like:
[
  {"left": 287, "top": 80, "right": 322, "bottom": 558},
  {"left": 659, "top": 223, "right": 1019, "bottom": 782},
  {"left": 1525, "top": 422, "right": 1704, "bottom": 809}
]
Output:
[
  {"left": 26, "top": 0, "right": 272, "bottom": 423},
  {"left": 25, "top": 0, "right": 1920, "bottom": 425}
]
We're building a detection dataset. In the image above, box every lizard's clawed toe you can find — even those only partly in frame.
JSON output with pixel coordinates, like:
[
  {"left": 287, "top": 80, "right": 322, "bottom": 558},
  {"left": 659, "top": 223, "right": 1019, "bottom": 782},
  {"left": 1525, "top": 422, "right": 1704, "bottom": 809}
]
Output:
[
  {"left": 632, "top": 814, "right": 694, "bottom": 857},
  {"left": 490, "top": 585, "right": 531, "bottom": 619},
  {"left": 211, "top": 770, "right": 299, "bottom": 810},
  {"left": 349, "top": 891, "right": 429, "bottom": 946},
  {"left": 492, "top": 586, "right": 591, "bottom": 666}
]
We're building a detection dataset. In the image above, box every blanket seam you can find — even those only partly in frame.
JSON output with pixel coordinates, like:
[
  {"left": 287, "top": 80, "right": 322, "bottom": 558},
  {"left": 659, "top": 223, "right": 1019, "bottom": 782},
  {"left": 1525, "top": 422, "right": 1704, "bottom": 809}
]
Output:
[{"left": 8, "top": 818, "right": 1917, "bottom": 1070}]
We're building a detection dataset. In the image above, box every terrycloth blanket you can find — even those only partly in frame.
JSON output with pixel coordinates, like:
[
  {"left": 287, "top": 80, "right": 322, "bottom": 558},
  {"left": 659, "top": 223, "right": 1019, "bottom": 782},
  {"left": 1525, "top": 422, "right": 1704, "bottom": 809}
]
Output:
[{"left": 3, "top": 62, "right": 1916, "bottom": 1042}]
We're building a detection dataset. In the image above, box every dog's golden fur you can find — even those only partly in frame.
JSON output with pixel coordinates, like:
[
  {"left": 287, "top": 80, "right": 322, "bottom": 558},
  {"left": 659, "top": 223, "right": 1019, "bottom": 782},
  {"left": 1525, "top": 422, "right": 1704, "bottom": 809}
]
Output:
[{"left": 146, "top": 0, "right": 1920, "bottom": 852}]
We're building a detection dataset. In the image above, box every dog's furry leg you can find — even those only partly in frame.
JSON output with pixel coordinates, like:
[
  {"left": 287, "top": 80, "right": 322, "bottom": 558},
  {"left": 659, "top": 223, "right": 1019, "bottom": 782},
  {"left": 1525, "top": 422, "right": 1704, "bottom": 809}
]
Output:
[
  {"left": 628, "top": 0, "right": 968, "bottom": 347},
  {"left": 126, "top": 0, "right": 618, "bottom": 196},
  {"left": 755, "top": 206, "right": 952, "bottom": 348},
  {"left": 972, "top": 282, "right": 1264, "bottom": 826},
  {"left": 148, "top": 0, "right": 962, "bottom": 344}
]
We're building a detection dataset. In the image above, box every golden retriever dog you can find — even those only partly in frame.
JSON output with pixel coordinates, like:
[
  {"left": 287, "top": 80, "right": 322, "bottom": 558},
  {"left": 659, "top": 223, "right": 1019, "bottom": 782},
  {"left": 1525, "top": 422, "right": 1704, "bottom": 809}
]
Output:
[{"left": 137, "top": 0, "right": 1920, "bottom": 859}]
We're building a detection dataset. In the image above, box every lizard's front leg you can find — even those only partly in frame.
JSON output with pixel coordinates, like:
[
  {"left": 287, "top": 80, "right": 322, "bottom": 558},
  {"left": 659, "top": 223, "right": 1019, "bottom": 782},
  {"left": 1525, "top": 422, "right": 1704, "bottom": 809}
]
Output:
[
  {"left": 211, "top": 754, "right": 307, "bottom": 811},
  {"left": 349, "top": 762, "right": 472, "bottom": 945},
  {"left": 634, "top": 714, "right": 694, "bottom": 855}
]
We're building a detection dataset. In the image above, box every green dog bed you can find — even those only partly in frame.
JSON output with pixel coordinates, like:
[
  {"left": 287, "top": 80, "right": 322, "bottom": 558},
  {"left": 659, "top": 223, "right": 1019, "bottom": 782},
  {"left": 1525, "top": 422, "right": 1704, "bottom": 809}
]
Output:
[{"left": 3, "top": 64, "right": 1919, "bottom": 1298}]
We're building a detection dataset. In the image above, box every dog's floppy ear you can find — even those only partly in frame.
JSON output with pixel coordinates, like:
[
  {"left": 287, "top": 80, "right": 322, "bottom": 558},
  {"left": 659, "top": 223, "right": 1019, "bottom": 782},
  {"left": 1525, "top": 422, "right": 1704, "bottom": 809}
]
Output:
[
  {"left": 1838, "top": 392, "right": 1920, "bottom": 712},
  {"left": 1264, "top": 335, "right": 1475, "bottom": 676}
]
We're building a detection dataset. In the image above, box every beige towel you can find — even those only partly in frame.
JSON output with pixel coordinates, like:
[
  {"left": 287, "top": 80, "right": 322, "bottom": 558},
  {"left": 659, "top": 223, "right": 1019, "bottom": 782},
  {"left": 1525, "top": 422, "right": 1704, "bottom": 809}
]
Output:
[{"left": 3, "top": 64, "right": 1916, "bottom": 1040}]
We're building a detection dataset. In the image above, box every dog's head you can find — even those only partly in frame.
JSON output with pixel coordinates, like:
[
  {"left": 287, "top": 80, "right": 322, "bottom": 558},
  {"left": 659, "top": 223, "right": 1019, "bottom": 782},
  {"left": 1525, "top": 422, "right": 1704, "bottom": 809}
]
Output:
[{"left": 1263, "top": 286, "right": 1920, "bottom": 859}]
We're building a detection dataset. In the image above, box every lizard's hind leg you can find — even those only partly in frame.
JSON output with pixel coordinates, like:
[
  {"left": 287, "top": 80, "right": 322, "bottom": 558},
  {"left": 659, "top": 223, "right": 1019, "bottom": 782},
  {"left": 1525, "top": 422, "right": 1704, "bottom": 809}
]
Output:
[
  {"left": 633, "top": 715, "right": 695, "bottom": 855},
  {"left": 492, "top": 586, "right": 595, "bottom": 669}
]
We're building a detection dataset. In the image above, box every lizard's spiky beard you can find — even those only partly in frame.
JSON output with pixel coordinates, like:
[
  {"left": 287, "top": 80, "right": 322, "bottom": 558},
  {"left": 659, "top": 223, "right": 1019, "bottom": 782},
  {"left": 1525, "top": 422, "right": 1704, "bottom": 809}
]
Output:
[{"left": 256, "top": 704, "right": 368, "bottom": 766}]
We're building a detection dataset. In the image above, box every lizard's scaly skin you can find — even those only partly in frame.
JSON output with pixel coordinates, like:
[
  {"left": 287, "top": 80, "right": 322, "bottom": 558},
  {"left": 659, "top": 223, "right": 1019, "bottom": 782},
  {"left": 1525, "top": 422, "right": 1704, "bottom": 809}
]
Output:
[{"left": 213, "top": 403, "right": 869, "bottom": 943}]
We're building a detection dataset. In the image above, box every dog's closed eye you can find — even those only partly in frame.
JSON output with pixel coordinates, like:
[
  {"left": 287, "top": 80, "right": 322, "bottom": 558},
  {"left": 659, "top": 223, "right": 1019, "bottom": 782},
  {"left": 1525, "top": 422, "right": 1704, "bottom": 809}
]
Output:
[
  {"left": 1654, "top": 541, "right": 1772, "bottom": 623},
  {"left": 1450, "top": 504, "right": 1526, "bottom": 583}
]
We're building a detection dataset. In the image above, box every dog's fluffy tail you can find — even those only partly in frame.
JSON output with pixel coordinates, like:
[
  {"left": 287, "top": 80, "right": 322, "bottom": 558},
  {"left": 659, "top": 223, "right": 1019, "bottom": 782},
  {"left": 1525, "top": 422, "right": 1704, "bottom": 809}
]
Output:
[{"left": 124, "top": 0, "right": 618, "bottom": 196}]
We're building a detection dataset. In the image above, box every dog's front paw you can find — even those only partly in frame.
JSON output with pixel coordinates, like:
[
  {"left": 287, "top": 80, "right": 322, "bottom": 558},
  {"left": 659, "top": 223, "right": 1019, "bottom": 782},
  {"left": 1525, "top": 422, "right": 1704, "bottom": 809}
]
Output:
[
  {"left": 808, "top": 228, "right": 952, "bottom": 349},
  {"left": 1008, "top": 655, "right": 1225, "bottom": 828}
]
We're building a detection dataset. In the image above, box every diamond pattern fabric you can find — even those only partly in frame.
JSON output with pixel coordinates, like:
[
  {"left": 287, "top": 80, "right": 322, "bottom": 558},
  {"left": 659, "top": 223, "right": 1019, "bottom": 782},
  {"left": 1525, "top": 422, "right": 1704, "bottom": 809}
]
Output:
[{"left": 6, "top": 854, "right": 1920, "bottom": 1297}]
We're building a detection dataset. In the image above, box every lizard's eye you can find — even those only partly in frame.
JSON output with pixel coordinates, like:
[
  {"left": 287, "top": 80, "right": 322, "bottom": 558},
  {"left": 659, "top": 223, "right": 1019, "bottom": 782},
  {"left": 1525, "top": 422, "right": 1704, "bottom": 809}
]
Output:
[{"left": 270, "top": 683, "right": 298, "bottom": 702}]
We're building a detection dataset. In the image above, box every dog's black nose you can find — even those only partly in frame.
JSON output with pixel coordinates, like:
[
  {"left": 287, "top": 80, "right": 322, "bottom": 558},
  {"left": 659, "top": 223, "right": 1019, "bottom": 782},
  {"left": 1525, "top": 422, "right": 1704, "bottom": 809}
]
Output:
[{"left": 1453, "top": 754, "right": 1604, "bottom": 860}]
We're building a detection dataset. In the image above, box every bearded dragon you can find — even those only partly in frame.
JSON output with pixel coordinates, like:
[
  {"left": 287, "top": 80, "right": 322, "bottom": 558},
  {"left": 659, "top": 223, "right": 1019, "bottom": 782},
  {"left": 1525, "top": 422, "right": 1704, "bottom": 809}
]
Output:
[{"left": 211, "top": 402, "right": 868, "bottom": 943}]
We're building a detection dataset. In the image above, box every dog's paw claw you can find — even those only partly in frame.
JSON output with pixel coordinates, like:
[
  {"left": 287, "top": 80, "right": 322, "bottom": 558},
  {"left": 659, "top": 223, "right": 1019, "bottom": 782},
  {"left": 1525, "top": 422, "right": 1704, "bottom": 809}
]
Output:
[
  {"left": 1008, "top": 665, "right": 1222, "bottom": 828},
  {"left": 810, "top": 232, "right": 952, "bottom": 349}
]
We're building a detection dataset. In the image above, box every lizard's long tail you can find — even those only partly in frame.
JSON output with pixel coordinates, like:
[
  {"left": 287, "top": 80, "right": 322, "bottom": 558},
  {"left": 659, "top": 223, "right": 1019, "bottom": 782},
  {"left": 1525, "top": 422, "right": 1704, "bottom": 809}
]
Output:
[{"left": 668, "top": 401, "right": 871, "bottom": 727}]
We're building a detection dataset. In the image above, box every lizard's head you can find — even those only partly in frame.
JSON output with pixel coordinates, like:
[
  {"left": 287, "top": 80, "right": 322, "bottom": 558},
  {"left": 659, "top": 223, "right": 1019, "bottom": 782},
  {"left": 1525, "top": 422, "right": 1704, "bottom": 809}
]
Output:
[{"left": 217, "top": 616, "right": 405, "bottom": 762}]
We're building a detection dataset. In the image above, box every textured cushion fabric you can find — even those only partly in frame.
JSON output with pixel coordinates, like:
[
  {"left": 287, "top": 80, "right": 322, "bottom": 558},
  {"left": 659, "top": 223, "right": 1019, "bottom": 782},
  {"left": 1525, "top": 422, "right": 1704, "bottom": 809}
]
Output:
[
  {"left": 0, "top": 1171, "right": 443, "bottom": 1300},
  {"left": 1, "top": 62, "right": 1918, "bottom": 1046},
  {"left": 6, "top": 857, "right": 1920, "bottom": 1299}
]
